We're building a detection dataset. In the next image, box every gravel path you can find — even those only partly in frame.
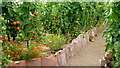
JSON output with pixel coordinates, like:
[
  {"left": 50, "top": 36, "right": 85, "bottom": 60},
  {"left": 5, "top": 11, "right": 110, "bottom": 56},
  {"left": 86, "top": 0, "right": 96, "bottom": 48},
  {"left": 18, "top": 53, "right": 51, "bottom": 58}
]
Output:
[{"left": 64, "top": 28, "right": 106, "bottom": 66}]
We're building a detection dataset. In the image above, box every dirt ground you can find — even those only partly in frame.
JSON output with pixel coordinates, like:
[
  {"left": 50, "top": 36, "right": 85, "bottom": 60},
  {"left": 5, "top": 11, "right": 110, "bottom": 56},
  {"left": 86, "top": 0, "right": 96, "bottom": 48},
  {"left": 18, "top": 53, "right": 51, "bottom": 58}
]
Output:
[{"left": 64, "top": 27, "right": 107, "bottom": 66}]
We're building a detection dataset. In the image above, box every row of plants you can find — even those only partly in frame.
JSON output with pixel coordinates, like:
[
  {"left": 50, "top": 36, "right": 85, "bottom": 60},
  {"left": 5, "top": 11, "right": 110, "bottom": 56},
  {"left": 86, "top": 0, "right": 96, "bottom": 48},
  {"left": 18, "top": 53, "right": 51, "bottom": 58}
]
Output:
[
  {"left": 1, "top": 2, "right": 106, "bottom": 66},
  {"left": 103, "top": 2, "right": 120, "bottom": 67}
]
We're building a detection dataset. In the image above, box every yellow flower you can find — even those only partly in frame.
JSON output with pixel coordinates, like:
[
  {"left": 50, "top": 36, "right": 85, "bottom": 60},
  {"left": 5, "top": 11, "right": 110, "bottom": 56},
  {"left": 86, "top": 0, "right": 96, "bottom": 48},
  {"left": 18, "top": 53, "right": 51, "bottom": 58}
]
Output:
[
  {"left": 24, "top": 52, "right": 28, "bottom": 54},
  {"left": 9, "top": 52, "right": 15, "bottom": 54},
  {"left": 16, "top": 55, "right": 21, "bottom": 58},
  {"left": 31, "top": 41, "right": 37, "bottom": 44},
  {"left": 39, "top": 42, "right": 43, "bottom": 44},
  {"left": 18, "top": 45, "right": 24, "bottom": 48},
  {"left": 54, "top": 35, "right": 57, "bottom": 37},
  {"left": 37, "top": 47, "right": 43, "bottom": 50},
  {"left": 32, "top": 51, "right": 36, "bottom": 53},
  {"left": 16, "top": 49, "right": 23, "bottom": 51},
  {"left": 10, "top": 57, "right": 16, "bottom": 60}
]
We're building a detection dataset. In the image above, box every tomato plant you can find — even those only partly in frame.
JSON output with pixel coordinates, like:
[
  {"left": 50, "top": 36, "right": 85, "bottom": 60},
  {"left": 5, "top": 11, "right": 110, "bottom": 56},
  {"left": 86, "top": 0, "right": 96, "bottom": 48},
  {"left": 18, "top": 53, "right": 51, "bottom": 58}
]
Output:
[
  {"left": 1, "top": 1, "right": 109, "bottom": 66},
  {"left": 103, "top": 2, "right": 120, "bottom": 67},
  {"left": 37, "top": 2, "right": 106, "bottom": 41}
]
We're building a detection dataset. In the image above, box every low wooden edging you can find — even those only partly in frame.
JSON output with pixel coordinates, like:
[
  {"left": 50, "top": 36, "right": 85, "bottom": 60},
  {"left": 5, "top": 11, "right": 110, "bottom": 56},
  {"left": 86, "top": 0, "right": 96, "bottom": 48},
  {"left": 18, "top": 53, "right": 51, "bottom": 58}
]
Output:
[
  {"left": 100, "top": 52, "right": 113, "bottom": 68},
  {"left": 8, "top": 26, "right": 101, "bottom": 67}
]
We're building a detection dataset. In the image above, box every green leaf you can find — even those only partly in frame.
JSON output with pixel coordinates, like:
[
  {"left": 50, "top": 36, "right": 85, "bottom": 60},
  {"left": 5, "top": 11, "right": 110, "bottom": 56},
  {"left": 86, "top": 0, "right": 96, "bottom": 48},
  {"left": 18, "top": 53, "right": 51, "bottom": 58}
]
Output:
[
  {"left": 111, "top": 12, "right": 118, "bottom": 21},
  {"left": 113, "top": 61, "right": 119, "bottom": 67},
  {"left": 114, "top": 41, "right": 119, "bottom": 46},
  {"left": 8, "top": 8, "right": 15, "bottom": 16},
  {"left": 113, "top": 32, "right": 118, "bottom": 37},
  {"left": 30, "top": 8, "right": 35, "bottom": 13},
  {"left": 21, "top": 7, "right": 29, "bottom": 14}
]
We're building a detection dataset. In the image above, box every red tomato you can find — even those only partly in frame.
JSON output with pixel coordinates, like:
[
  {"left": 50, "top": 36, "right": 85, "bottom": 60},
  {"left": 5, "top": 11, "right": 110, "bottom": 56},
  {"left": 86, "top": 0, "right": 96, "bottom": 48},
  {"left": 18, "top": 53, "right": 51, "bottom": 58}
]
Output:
[
  {"left": 33, "top": 13, "right": 38, "bottom": 16},
  {"left": 0, "top": 36, "right": 3, "bottom": 39},
  {"left": 54, "top": 20, "right": 56, "bottom": 22},
  {"left": 12, "top": 22, "right": 17, "bottom": 25},
  {"left": 4, "top": 37, "right": 8, "bottom": 41},
  {"left": 38, "top": 19, "right": 40, "bottom": 21},
  {"left": 16, "top": 21, "right": 20, "bottom": 25},
  {"left": 16, "top": 27, "right": 20, "bottom": 30},
  {"left": 89, "top": 36, "right": 94, "bottom": 41},
  {"left": 32, "top": 36, "right": 36, "bottom": 38},
  {"left": 0, "top": 40, "right": 3, "bottom": 44}
]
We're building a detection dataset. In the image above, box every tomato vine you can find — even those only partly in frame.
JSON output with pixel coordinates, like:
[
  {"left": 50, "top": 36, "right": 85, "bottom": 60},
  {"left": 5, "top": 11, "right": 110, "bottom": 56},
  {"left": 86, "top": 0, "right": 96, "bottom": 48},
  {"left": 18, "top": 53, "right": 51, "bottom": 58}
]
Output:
[{"left": 103, "top": 2, "right": 120, "bottom": 67}]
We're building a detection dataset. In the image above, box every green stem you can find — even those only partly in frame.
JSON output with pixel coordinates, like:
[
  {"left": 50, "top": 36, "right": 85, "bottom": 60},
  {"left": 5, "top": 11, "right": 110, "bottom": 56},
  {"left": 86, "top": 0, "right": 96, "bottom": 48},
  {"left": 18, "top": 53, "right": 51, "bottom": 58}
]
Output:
[{"left": 27, "top": 40, "right": 29, "bottom": 48}]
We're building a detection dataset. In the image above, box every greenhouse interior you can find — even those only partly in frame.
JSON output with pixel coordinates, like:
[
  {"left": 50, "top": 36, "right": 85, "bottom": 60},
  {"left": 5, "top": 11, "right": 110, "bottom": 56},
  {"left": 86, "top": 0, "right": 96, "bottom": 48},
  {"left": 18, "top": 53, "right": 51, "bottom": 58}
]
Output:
[{"left": 0, "top": 0, "right": 120, "bottom": 67}]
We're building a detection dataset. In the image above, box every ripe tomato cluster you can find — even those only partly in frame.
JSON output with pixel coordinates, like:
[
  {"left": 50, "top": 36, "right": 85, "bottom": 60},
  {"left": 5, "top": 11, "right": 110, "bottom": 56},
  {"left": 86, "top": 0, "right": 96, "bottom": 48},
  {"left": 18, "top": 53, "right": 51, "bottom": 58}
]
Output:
[
  {"left": 31, "top": 33, "right": 36, "bottom": 39},
  {"left": 0, "top": 36, "right": 8, "bottom": 44},
  {"left": 53, "top": 16, "right": 57, "bottom": 24},
  {"left": 4, "top": 37, "right": 8, "bottom": 41},
  {"left": 12, "top": 21, "right": 20, "bottom": 25},
  {"left": 12, "top": 21, "right": 21, "bottom": 31},
  {"left": 89, "top": 36, "right": 95, "bottom": 41}
]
